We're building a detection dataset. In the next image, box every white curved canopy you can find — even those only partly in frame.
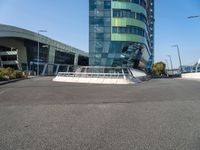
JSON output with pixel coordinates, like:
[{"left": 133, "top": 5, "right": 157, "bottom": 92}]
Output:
[{"left": 0, "top": 24, "right": 88, "bottom": 57}]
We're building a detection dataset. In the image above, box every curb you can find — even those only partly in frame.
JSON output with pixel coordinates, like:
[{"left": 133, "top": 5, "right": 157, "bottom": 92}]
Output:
[{"left": 0, "top": 78, "right": 27, "bottom": 86}]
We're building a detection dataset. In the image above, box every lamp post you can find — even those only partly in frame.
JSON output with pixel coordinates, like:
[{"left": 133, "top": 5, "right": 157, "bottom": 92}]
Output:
[
  {"left": 164, "top": 59, "right": 169, "bottom": 70},
  {"left": 196, "top": 58, "right": 200, "bottom": 73},
  {"left": 188, "top": 15, "right": 200, "bottom": 73},
  {"left": 167, "top": 55, "right": 174, "bottom": 75},
  {"left": 171, "top": 45, "right": 183, "bottom": 73},
  {"left": 164, "top": 59, "right": 170, "bottom": 77},
  {"left": 37, "top": 30, "right": 47, "bottom": 76}
]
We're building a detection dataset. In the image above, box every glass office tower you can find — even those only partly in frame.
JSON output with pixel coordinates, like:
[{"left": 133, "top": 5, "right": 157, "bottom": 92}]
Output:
[{"left": 89, "top": 0, "right": 154, "bottom": 71}]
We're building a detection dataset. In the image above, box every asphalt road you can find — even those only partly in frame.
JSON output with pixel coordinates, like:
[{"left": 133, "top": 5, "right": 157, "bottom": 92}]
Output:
[{"left": 0, "top": 77, "right": 200, "bottom": 150}]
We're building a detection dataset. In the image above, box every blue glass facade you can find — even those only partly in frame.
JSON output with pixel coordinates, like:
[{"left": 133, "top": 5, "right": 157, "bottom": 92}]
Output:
[
  {"left": 89, "top": 0, "right": 112, "bottom": 66},
  {"left": 89, "top": 0, "right": 154, "bottom": 71}
]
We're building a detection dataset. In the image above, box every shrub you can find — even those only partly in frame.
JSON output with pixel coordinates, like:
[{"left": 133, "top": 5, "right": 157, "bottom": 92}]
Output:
[
  {"left": 0, "top": 71, "right": 5, "bottom": 81},
  {"left": 0, "top": 67, "right": 25, "bottom": 80},
  {"left": 152, "top": 62, "right": 166, "bottom": 76},
  {"left": 15, "top": 70, "right": 24, "bottom": 78},
  {"left": 0, "top": 68, "right": 7, "bottom": 80},
  {"left": 4, "top": 67, "right": 15, "bottom": 79}
]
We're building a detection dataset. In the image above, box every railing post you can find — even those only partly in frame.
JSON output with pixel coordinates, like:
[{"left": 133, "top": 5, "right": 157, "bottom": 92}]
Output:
[{"left": 122, "top": 69, "right": 126, "bottom": 80}]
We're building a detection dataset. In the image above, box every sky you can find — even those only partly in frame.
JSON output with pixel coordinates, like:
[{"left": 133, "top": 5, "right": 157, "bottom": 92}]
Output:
[{"left": 0, "top": 0, "right": 200, "bottom": 68}]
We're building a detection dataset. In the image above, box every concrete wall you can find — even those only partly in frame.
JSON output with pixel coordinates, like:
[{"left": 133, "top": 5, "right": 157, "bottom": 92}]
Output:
[
  {"left": 0, "top": 38, "right": 27, "bottom": 69},
  {"left": 74, "top": 54, "right": 79, "bottom": 66},
  {"left": 47, "top": 46, "right": 56, "bottom": 74}
]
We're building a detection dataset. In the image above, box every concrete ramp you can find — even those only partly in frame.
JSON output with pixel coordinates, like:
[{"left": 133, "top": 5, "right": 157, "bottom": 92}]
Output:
[
  {"left": 182, "top": 73, "right": 200, "bottom": 80},
  {"left": 53, "top": 67, "right": 148, "bottom": 85},
  {"left": 129, "top": 68, "right": 147, "bottom": 81},
  {"left": 53, "top": 76, "right": 133, "bottom": 84}
]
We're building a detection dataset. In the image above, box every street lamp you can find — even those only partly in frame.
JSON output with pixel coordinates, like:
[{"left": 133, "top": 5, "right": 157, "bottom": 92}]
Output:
[
  {"left": 187, "top": 15, "right": 200, "bottom": 73},
  {"left": 164, "top": 59, "right": 169, "bottom": 70},
  {"left": 196, "top": 58, "right": 200, "bottom": 73},
  {"left": 167, "top": 55, "right": 174, "bottom": 75},
  {"left": 171, "top": 45, "right": 183, "bottom": 73},
  {"left": 37, "top": 30, "right": 47, "bottom": 76}
]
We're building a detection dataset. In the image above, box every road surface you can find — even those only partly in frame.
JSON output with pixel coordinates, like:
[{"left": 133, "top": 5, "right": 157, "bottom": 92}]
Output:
[{"left": 0, "top": 78, "right": 200, "bottom": 150}]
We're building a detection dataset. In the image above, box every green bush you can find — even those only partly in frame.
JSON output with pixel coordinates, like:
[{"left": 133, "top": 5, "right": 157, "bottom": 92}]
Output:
[
  {"left": 15, "top": 70, "right": 24, "bottom": 78},
  {"left": 0, "top": 68, "right": 7, "bottom": 80},
  {"left": 0, "top": 71, "right": 5, "bottom": 81},
  {"left": 0, "top": 67, "right": 25, "bottom": 80},
  {"left": 152, "top": 62, "right": 166, "bottom": 76}
]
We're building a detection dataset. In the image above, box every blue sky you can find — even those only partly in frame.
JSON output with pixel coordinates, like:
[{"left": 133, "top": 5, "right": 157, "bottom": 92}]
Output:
[{"left": 0, "top": 0, "right": 200, "bottom": 67}]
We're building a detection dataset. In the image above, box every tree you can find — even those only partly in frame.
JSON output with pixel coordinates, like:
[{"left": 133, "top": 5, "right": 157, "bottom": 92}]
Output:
[{"left": 153, "top": 62, "right": 166, "bottom": 76}]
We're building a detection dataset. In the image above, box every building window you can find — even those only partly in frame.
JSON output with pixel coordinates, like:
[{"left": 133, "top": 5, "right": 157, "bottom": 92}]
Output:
[
  {"left": 0, "top": 46, "right": 12, "bottom": 52},
  {"left": 54, "top": 51, "right": 75, "bottom": 65},
  {"left": 104, "top": 1, "right": 111, "bottom": 9},
  {"left": 1, "top": 55, "right": 17, "bottom": 61},
  {"left": 112, "top": 0, "right": 146, "bottom": 9},
  {"left": 89, "top": 0, "right": 97, "bottom": 11},
  {"left": 89, "top": 17, "right": 104, "bottom": 26},
  {"left": 112, "top": 26, "right": 146, "bottom": 37},
  {"left": 113, "top": 9, "right": 147, "bottom": 24}
]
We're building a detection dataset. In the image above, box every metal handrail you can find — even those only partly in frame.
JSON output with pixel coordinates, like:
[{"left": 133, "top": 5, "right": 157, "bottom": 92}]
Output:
[
  {"left": 56, "top": 72, "right": 133, "bottom": 80},
  {"left": 56, "top": 67, "right": 139, "bottom": 81},
  {"left": 58, "top": 72, "right": 127, "bottom": 76}
]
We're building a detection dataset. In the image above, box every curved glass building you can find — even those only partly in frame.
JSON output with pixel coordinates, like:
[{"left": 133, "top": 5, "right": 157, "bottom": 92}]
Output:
[{"left": 89, "top": 0, "right": 154, "bottom": 72}]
